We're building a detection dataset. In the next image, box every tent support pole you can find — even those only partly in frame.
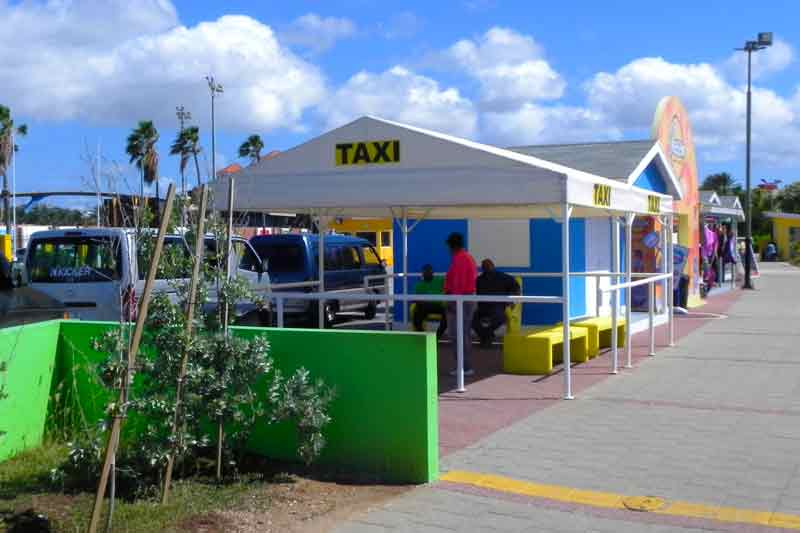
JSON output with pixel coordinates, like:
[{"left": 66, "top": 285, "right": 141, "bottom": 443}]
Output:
[
  {"left": 562, "top": 203, "right": 574, "bottom": 400},
  {"left": 624, "top": 212, "right": 635, "bottom": 368},
  {"left": 318, "top": 211, "right": 326, "bottom": 329},
  {"left": 661, "top": 215, "right": 669, "bottom": 346},
  {"left": 667, "top": 214, "right": 675, "bottom": 345},
  {"left": 610, "top": 215, "right": 620, "bottom": 374},
  {"left": 402, "top": 208, "right": 409, "bottom": 328}
]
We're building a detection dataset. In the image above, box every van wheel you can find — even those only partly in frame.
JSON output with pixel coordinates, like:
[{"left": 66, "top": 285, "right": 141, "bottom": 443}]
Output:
[
  {"left": 310, "top": 302, "right": 336, "bottom": 328},
  {"left": 364, "top": 302, "right": 377, "bottom": 320}
]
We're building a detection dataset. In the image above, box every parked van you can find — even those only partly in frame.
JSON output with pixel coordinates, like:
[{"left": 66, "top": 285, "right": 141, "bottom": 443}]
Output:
[
  {"left": 249, "top": 234, "right": 386, "bottom": 326},
  {"left": 25, "top": 228, "right": 271, "bottom": 324}
]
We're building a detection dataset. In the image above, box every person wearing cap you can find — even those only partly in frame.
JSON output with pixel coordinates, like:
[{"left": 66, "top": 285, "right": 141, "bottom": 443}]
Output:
[
  {"left": 444, "top": 232, "right": 477, "bottom": 376},
  {"left": 473, "top": 258, "right": 520, "bottom": 347},
  {"left": 412, "top": 264, "right": 447, "bottom": 338}
]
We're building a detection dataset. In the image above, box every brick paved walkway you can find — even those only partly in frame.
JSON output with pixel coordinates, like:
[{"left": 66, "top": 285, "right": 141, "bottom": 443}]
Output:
[{"left": 335, "top": 262, "right": 800, "bottom": 532}]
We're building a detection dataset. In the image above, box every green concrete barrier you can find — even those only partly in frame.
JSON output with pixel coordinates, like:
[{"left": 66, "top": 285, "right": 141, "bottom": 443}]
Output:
[
  {"left": 235, "top": 326, "right": 439, "bottom": 484},
  {"left": 0, "top": 320, "right": 61, "bottom": 461},
  {"left": 3, "top": 320, "right": 439, "bottom": 484}
]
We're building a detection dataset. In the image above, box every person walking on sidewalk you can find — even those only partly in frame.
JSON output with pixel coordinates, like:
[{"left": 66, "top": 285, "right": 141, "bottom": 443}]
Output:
[{"left": 444, "top": 232, "right": 477, "bottom": 376}]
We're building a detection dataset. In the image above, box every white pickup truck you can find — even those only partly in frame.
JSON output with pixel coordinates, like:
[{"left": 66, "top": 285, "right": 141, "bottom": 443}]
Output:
[{"left": 24, "top": 228, "right": 272, "bottom": 325}]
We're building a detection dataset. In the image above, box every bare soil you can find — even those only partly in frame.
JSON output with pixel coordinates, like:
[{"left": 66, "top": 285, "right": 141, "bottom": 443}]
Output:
[{"left": 180, "top": 476, "right": 408, "bottom": 533}]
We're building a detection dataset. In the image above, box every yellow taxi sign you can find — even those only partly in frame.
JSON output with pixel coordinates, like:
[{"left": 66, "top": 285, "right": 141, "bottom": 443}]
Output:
[
  {"left": 593, "top": 184, "right": 612, "bottom": 207},
  {"left": 335, "top": 140, "right": 400, "bottom": 166},
  {"left": 647, "top": 195, "right": 661, "bottom": 214}
]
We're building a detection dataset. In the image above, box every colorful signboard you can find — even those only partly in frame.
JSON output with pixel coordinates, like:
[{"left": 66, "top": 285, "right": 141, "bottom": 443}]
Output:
[{"left": 652, "top": 97, "right": 700, "bottom": 304}]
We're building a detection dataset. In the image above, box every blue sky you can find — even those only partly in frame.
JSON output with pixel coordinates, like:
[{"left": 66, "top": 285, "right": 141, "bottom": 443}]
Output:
[{"left": 3, "top": 0, "right": 800, "bottom": 208}]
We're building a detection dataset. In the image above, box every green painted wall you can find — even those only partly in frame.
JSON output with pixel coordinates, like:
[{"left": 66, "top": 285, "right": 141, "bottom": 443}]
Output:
[
  {"left": 235, "top": 326, "right": 439, "bottom": 484},
  {"left": 50, "top": 321, "right": 439, "bottom": 483},
  {"left": 0, "top": 320, "right": 61, "bottom": 461}
]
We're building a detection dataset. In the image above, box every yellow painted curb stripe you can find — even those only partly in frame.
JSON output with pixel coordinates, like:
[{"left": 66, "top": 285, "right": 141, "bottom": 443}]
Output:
[{"left": 441, "top": 470, "right": 800, "bottom": 530}]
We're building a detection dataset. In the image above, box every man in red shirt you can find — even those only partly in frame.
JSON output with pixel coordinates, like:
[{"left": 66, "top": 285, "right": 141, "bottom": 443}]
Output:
[{"left": 444, "top": 232, "right": 477, "bottom": 375}]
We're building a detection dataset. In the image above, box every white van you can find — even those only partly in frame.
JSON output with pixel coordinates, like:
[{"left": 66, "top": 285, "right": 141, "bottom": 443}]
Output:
[{"left": 24, "top": 228, "right": 272, "bottom": 324}]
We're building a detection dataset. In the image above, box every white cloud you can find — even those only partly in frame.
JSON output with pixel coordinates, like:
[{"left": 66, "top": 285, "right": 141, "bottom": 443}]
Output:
[
  {"left": 319, "top": 66, "right": 477, "bottom": 138},
  {"left": 585, "top": 56, "right": 800, "bottom": 165},
  {"left": 441, "top": 27, "right": 565, "bottom": 109},
  {"left": 280, "top": 13, "right": 356, "bottom": 53},
  {"left": 0, "top": 2, "right": 326, "bottom": 132},
  {"left": 482, "top": 104, "right": 622, "bottom": 146},
  {"left": 723, "top": 38, "right": 794, "bottom": 81}
]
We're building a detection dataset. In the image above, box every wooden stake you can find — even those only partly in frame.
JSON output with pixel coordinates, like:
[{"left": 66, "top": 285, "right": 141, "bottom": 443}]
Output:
[
  {"left": 216, "top": 175, "right": 235, "bottom": 482},
  {"left": 88, "top": 184, "right": 177, "bottom": 533},
  {"left": 161, "top": 185, "right": 208, "bottom": 504}
]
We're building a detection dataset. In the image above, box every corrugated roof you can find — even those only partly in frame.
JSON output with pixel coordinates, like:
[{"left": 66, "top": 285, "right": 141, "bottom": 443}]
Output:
[{"left": 506, "top": 140, "right": 654, "bottom": 181}]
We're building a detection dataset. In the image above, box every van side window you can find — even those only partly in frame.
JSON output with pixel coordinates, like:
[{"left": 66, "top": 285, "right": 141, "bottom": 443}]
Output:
[
  {"left": 362, "top": 245, "right": 381, "bottom": 266},
  {"left": 235, "top": 240, "right": 261, "bottom": 272},
  {"left": 324, "top": 246, "right": 341, "bottom": 271},
  {"left": 341, "top": 246, "right": 361, "bottom": 269},
  {"left": 380, "top": 231, "right": 391, "bottom": 247}
]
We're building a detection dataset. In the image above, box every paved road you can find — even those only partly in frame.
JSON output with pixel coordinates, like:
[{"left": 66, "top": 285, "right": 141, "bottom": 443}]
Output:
[{"left": 335, "top": 263, "right": 800, "bottom": 532}]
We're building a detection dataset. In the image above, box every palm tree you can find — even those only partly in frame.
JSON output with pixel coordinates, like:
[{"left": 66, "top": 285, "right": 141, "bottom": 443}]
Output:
[
  {"left": 238, "top": 134, "right": 264, "bottom": 165},
  {"left": 170, "top": 126, "right": 202, "bottom": 188},
  {"left": 0, "top": 105, "right": 27, "bottom": 235},
  {"left": 126, "top": 121, "right": 160, "bottom": 207}
]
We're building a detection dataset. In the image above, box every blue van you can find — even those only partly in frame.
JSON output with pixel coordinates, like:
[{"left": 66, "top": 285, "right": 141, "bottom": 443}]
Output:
[{"left": 250, "top": 234, "right": 386, "bottom": 325}]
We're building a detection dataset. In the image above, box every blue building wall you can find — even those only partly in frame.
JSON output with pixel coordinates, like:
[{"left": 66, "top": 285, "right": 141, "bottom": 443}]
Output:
[
  {"left": 393, "top": 218, "right": 587, "bottom": 324},
  {"left": 633, "top": 161, "right": 668, "bottom": 194}
]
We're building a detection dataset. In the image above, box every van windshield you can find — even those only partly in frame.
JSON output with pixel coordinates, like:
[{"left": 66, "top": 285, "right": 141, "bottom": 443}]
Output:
[
  {"left": 27, "top": 235, "right": 122, "bottom": 283},
  {"left": 252, "top": 242, "right": 304, "bottom": 273}
]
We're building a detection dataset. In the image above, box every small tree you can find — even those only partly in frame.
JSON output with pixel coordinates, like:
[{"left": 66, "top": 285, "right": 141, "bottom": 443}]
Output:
[{"left": 55, "top": 198, "right": 334, "bottom": 496}]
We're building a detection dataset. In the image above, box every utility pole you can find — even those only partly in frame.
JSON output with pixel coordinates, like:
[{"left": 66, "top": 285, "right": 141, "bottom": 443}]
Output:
[
  {"left": 736, "top": 32, "right": 772, "bottom": 290},
  {"left": 176, "top": 105, "right": 192, "bottom": 197},
  {"left": 10, "top": 130, "right": 16, "bottom": 254},
  {"left": 205, "top": 76, "right": 223, "bottom": 182},
  {"left": 95, "top": 140, "right": 101, "bottom": 226}
]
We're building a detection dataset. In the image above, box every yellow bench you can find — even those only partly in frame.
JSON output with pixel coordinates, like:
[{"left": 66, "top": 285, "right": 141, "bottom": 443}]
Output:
[
  {"left": 409, "top": 303, "right": 445, "bottom": 332},
  {"left": 503, "top": 325, "right": 589, "bottom": 375},
  {"left": 569, "top": 316, "right": 626, "bottom": 358}
]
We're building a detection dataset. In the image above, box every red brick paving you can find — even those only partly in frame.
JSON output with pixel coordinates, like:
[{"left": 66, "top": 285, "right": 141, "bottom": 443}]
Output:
[{"left": 436, "top": 290, "right": 743, "bottom": 457}]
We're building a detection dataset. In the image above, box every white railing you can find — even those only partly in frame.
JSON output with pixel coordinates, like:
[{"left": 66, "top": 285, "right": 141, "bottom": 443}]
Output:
[
  {"left": 267, "top": 290, "right": 562, "bottom": 393},
  {"left": 598, "top": 272, "right": 673, "bottom": 374},
  {"left": 265, "top": 269, "right": 673, "bottom": 392}
]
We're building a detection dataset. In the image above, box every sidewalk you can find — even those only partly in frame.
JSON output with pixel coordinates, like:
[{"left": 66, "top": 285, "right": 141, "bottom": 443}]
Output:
[{"left": 335, "top": 263, "right": 800, "bottom": 532}]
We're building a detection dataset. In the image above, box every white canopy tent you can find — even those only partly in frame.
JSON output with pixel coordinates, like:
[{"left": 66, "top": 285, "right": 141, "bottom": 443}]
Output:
[{"left": 212, "top": 116, "right": 682, "bottom": 398}]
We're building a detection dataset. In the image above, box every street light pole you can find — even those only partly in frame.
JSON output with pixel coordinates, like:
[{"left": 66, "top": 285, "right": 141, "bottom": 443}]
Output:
[
  {"left": 737, "top": 32, "right": 772, "bottom": 290},
  {"left": 744, "top": 46, "right": 754, "bottom": 289},
  {"left": 205, "top": 76, "right": 223, "bottom": 182}
]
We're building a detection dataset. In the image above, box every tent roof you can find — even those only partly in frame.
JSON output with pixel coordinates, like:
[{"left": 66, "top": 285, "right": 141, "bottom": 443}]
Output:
[
  {"left": 701, "top": 191, "right": 744, "bottom": 220},
  {"left": 700, "top": 190, "right": 720, "bottom": 205},
  {"left": 212, "top": 116, "right": 675, "bottom": 219},
  {"left": 719, "top": 195, "right": 742, "bottom": 210}
]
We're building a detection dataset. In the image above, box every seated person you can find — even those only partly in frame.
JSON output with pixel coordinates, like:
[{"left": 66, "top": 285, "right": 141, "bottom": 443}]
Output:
[
  {"left": 765, "top": 242, "right": 778, "bottom": 262},
  {"left": 412, "top": 264, "right": 447, "bottom": 337},
  {"left": 473, "top": 259, "right": 520, "bottom": 347}
]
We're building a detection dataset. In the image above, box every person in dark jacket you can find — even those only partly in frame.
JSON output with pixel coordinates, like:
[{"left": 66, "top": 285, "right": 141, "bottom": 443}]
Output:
[{"left": 472, "top": 258, "right": 520, "bottom": 347}]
